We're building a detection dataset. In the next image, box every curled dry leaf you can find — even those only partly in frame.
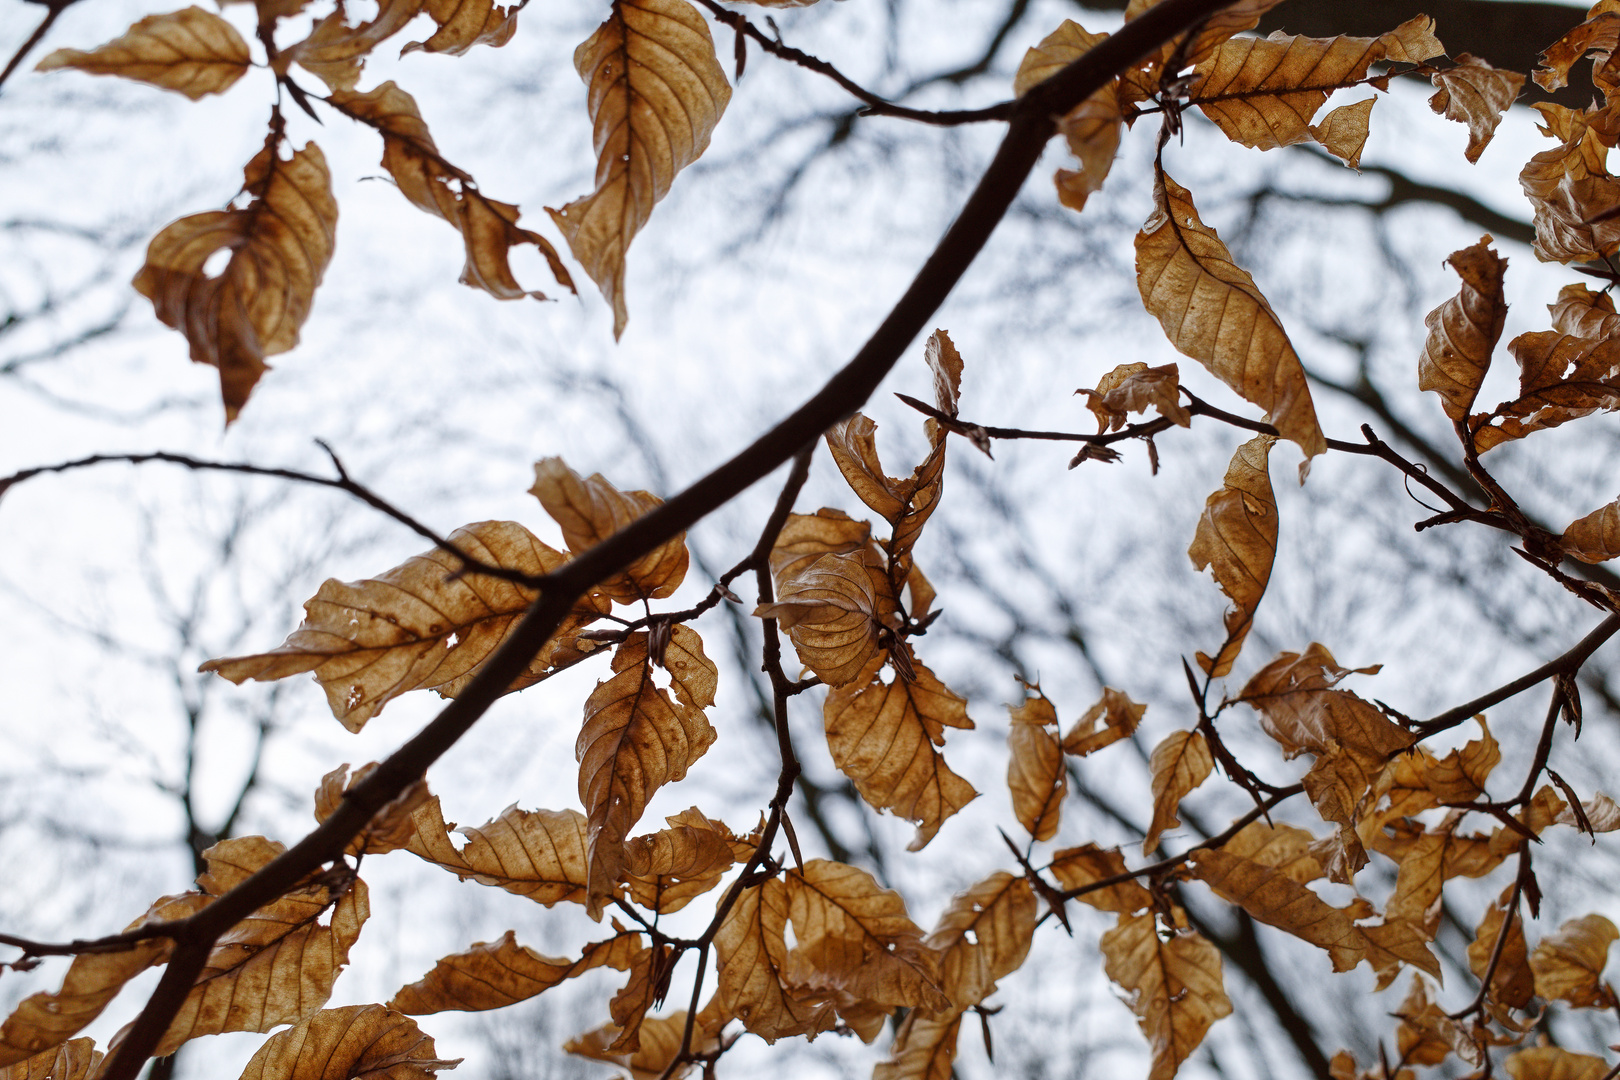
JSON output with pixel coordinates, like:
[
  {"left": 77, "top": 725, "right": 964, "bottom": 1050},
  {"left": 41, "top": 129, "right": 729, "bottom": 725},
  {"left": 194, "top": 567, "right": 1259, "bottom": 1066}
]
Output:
[
  {"left": 1468, "top": 888, "right": 1535, "bottom": 1011},
  {"left": 391, "top": 931, "right": 640, "bottom": 1014},
  {"left": 822, "top": 650, "right": 977, "bottom": 851},
  {"left": 401, "top": 796, "right": 590, "bottom": 908},
  {"left": 566, "top": 1005, "right": 724, "bottom": 1080},
  {"left": 756, "top": 551, "right": 883, "bottom": 688},
  {"left": 0, "top": 892, "right": 210, "bottom": 1065},
  {"left": 1563, "top": 497, "right": 1620, "bottom": 562},
  {"left": 925, "top": 329, "right": 964, "bottom": 417},
  {"left": 1055, "top": 89, "right": 1123, "bottom": 212},
  {"left": 1100, "top": 912, "right": 1232, "bottom": 1080},
  {"left": 714, "top": 880, "right": 837, "bottom": 1043},
  {"left": 1187, "top": 435, "right": 1277, "bottom": 678},
  {"left": 36, "top": 7, "right": 250, "bottom": 99},
  {"left": 622, "top": 807, "right": 746, "bottom": 913},
  {"left": 1062, "top": 686, "right": 1148, "bottom": 756},
  {"left": 578, "top": 640, "right": 717, "bottom": 917},
  {"left": 548, "top": 0, "right": 732, "bottom": 338},
  {"left": 236, "top": 1004, "right": 459, "bottom": 1080},
  {"left": 823, "top": 406, "right": 947, "bottom": 579},
  {"left": 132, "top": 135, "right": 336, "bottom": 421},
  {"left": 1219, "top": 820, "right": 1324, "bottom": 884},
  {"left": 1395, "top": 976, "right": 1478, "bottom": 1068},
  {"left": 1520, "top": 103, "right": 1620, "bottom": 264},
  {"left": 202, "top": 520, "right": 609, "bottom": 733},
  {"left": 1429, "top": 55, "right": 1526, "bottom": 164},
  {"left": 0, "top": 1039, "right": 101, "bottom": 1080},
  {"left": 1049, "top": 844, "right": 1153, "bottom": 913},
  {"left": 403, "top": 0, "right": 520, "bottom": 56},
  {"left": 924, "top": 872, "right": 1036, "bottom": 1014},
  {"left": 1189, "top": 848, "right": 1366, "bottom": 971},
  {"left": 1309, "top": 98, "right": 1375, "bottom": 169},
  {"left": 1530, "top": 914, "right": 1618, "bottom": 1007},
  {"left": 1079, "top": 363, "right": 1188, "bottom": 433},
  {"left": 1419, "top": 237, "right": 1508, "bottom": 423},
  {"left": 1143, "top": 730, "right": 1213, "bottom": 854},
  {"left": 1558, "top": 791, "right": 1620, "bottom": 832},
  {"left": 1535, "top": 9, "right": 1620, "bottom": 93},
  {"left": 1116, "top": 0, "right": 1292, "bottom": 106},
  {"left": 873, "top": 1011, "right": 961, "bottom": 1080},
  {"left": 279, "top": 0, "right": 423, "bottom": 90},
  {"left": 315, "top": 762, "right": 433, "bottom": 856},
  {"left": 1475, "top": 289, "right": 1620, "bottom": 451},
  {"left": 1139, "top": 173, "right": 1325, "bottom": 461},
  {"left": 783, "top": 860, "right": 948, "bottom": 1013},
  {"left": 768, "top": 509, "right": 874, "bottom": 582},
  {"left": 1504, "top": 1047, "right": 1611, "bottom": 1080},
  {"left": 606, "top": 944, "right": 674, "bottom": 1052},
  {"left": 1013, "top": 20, "right": 1107, "bottom": 95},
  {"left": 330, "top": 83, "right": 574, "bottom": 300},
  {"left": 531, "top": 458, "right": 690, "bottom": 603},
  {"left": 1006, "top": 690, "right": 1065, "bottom": 842}
]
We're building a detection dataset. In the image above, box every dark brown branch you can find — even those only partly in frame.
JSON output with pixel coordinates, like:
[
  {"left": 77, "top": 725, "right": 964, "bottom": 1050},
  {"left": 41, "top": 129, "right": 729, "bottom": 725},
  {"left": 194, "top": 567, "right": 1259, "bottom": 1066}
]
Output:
[
  {"left": 1415, "top": 613, "right": 1620, "bottom": 738},
  {"left": 85, "top": 7, "right": 1264, "bottom": 1075},
  {"left": 0, "top": 448, "right": 539, "bottom": 588},
  {"left": 0, "top": 1, "right": 70, "bottom": 94},
  {"left": 695, "top": 0, "right": 1015, "bottom": 125}
]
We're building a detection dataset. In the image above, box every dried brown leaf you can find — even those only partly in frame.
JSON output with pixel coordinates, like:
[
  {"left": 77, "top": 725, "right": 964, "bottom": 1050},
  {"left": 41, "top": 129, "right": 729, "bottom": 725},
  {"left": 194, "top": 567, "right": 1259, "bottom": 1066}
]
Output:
[
  {"left": 315, "top": 763, "right": 432, "bottom": 856},
  {"left": 1429, "top": 55, "right": 1526, "bottom": 163},
  {"left": 1189, "top": 848, "right": 1366, "bottom": 971},
  {"left": 1563, "top": 497, "right": 1620, "bottom": 562},
  {"left": 0, "top": 1040, "right": 101, "bottom": 1080},
  {"left": 1187, "top": 436, "right": 1278, "bottom": 677},
  {"left": 1143, "top": 729, "right": 1213, "bottom": 854},
  {"left": 202, "top": 521, "right": 607, "bottom": 732},
  {"left": 1239, "top": 644, "right": 1408, "bottom": 767},
  {"left": 403, "top": 0, "right": 519, "bottom": 56},
  {"left": 531, "top": 458, "right": 690, "bottom": 603},
  {"left": 565, "top": 1006, "right": 723, "bottom": 1080},
  {"left": 783, "top": 860, "right": 948, "bottom": 1012},
  {"left": 1310, "top": 98, "right": 1375, "bottom": 168},
  {"left": 1006, "top": 691, "right": 1065, "bottom": 841},
  {"left": 36, "top": 7, "right": 250, "bottom": 98},
  {"left": 1419, "top": 238, "right": 1508, "bottom": 422},
  {"left": 768, "top": 509, "right": 874, "bottom": 582},
  {"left": 1062, "top": 686, "right": 1148, "bottom": 757},
  {"left": 1055, "top": 89, "right": 1123, "bottom": 212},
  {"left": 606, "top": 945, "right": 673, "bottom": 1052},
  {"left": 1139, "top": 177, "right": 1324, "bottom": 459},
  {"left": 390, "top": 931, "right": 639, "bottom": 1013},
  {"left": 548, "top": 0, "right": 731, "bottom": 338},
  {"left": 1101, "top": 913, "right": 1232, "bottom": 1080},
  {"left": 756, "top": 551, "right": 882, "bottom": 688},
  {"left": 279, "top": 0, "right": 423, "bottom": 90},
  {"left": 402, "top": 796, "right": 590, "bottom": 908},
  {"left": 925, "top": 330, "right": 964, "bottom": 417},
  {"left": 1535, "top": 10, "right": 1620, "bottom": 92},
  {"left": 236, "top": 1005, "right": 459, "bottom": 1080},
  {"left": 1048, "top": 844, "right": 1153, "bottom": 913},
  {"left": 1519, "top": 103, "right": 1620, "bottom": 264},
  {"left": 622, "top": 807, "right": 743, "bottom": 913},
  {"left": 1079, "top": 363, "right": 1189, "bottom": 433},
  {"left": 714, "top": 880, "right": 837, "bottom": 1043},
  {"left": 873, "top": 1010, "right": 961, "bottom": 1080},
  {"left": 924, "top": 872, "right": 1036, "bottom": 1014},
  {"left": 1219, "top": 821, "right": 1324, "bottom": 884},
  {"left": 1468, "top": 889, "right": 1534, "bottom": 1010},
  {"left": 822, "top": 650, "right": 977, "bottom": 851},
  {"left": 1531, "top": 914, "right": 1618, "bottom": 1007},
  {"left": 132, "top": 136, "right": 336, "bottom": 421},
  {"left": 1014, "top": 21, "right": 1107, "bottom": 96},
  {"left": 578, "top": 642, "right": 717, "bottom": 917},
  {"left": 1395, "top": 976, "right": 1477, "bottom": 1068},
  {"left": 1505, "top": 1047, "right": 1611, "bottom": 1080}
]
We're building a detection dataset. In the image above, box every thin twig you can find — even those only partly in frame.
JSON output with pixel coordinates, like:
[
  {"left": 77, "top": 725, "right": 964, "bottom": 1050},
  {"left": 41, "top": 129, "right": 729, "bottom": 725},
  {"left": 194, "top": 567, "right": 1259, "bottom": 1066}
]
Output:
[{"left": 0, "top": 2, "right": 69, "bottom": 94}]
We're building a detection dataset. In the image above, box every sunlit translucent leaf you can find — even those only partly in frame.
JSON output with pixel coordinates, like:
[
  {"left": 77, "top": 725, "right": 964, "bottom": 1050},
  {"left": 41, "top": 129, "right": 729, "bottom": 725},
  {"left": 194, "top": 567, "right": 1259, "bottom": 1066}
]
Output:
[
  {"left": 132, "top": 135, "right": 337, "bottom": 421},
  {"left": 1013, "top": 20, "right": 1106, "bottom": 95},
  {"left": 873, "top": 1011, "right": 961, "bottom": 1080},
  {"left": 1079, "top": 363, "right": 1188, "bottom": 433},
  {"left": 1061, "top": 686, "right": 1147, "bottom": 756},
  {"left": 1006, "top": 690, "right": 1065, "bottom": 841},
  {"left": 236, "top": 1005, "right": 459, "bottom": 1080},
  {"left": 315, "top": 763, "right": 432, "bottom": 856},
  {"left": 1429, "top": 55, "right": 1525, "bottom": 163},
  {"left": 822, "top": 650, "right": 977, "bottom": 851},
  {"left": 330, "top": 82, "right": 574, "bottom": 299},
  {"left": 1048, "top": 844, "right": 1152, "bottom": 913},
  {"left": 202, "top": 521, "right": 608, "bottom": 732},
  {"left": 1138, "top": 174, "right": 1324, "bottom": 460},
  {"left": 402, "top": 796, "right": 590, "bottom": 908},
  {"left": 1309, "top": 98, "right": 1374, "bottom": 169},
  {"left": 0, "top": 1039, "right": 101, "bottom": 1080},
  {"left": 531, "top": 458, "right": 690, "bottom": 603},
  {"left": 548, "top": 0, "right": 731, "bottom": 338},
  {"left": 1505, "top": 1047, "right": 1610, "bottom": 1080},
  {"left": 1534, "top": 10, "right": 1620, "bottom": 93},
  {"left": 1468, "top": 887, "right": 1534, "bottom": 1010},
  {"left": 403, "top": 0, "right": 519, "bottom": 56},
  {"left": 924, "top": 872, "right": 1036, "bottom": 1015},
  {"left": 1189, "top": 848, "right": 1365, "bottom": 971},
  {"left": 1531, "top": 914, "right": 1618, "bottom": 1008},
  {"left": 783, "top": 860, "right": 948, "bottom": 1012},
  {"left": 391, "top": 931, "right": 640, "bottom": 1013},
  {"left": 1419, "top": 237, "right": 1508, "bottom": 423},
  {"left": 0, "top": 894, "right": 209, "bottom": 1065},
  {"left": 279, "top": 0, "right": 423, "bottom": 90},
  {"left": 1187, "top": 436, "right": 1278, "bottom": 677},
  {"left": 1519, "top": 104, "right": 1620, "bottom": 265},
  {"left": 565, "top": 1005, "right": 724, "bottom": 1080},
  {"left": 623, "top": 807, "right": 747, "bottom": 913},
  {"left": 1143, "top": 730, "right": 1213, "bottom": 854},
  {"left": 756, "top": 551, "right": 882, "bottom": 688},
  {"left": 1100, "top": 913, "right": 1232, "bottom": 1080},
  {"left": 578, "top": 640, "right": 717, "bottom": 917},
  {"left": 131, "top": 837, "right": 369, "bottom": 1057},
  {"left": 1563, "top": 497, "right": 1620, "bottom": 562},
  {"left": 714, "top": 880, "right": 837, "bottom": 1043},
  {"left": 36, "top": 7, "right": 250, "bottom": 98}
]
